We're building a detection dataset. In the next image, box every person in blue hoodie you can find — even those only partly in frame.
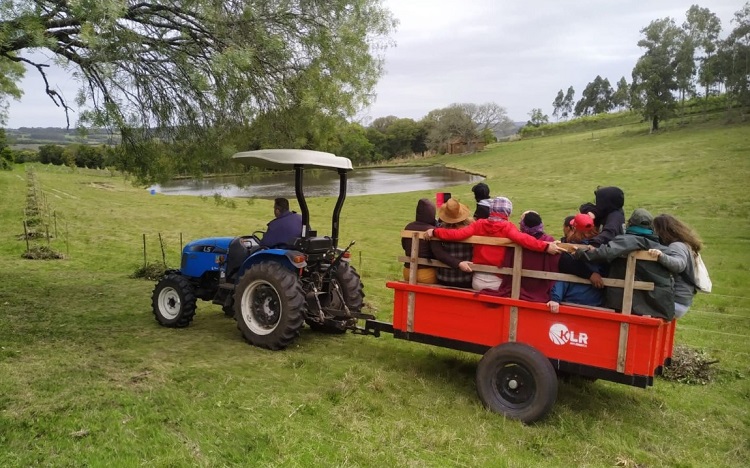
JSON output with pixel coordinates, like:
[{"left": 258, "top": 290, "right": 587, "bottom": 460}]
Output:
[{"left": 260, "top": 198, "right": 303, "bottom": 248}]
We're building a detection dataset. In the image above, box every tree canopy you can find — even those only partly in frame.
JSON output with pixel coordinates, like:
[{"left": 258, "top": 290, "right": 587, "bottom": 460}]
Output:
[{"left": 0, "top": 0, "right": 396, "bottom": 181}]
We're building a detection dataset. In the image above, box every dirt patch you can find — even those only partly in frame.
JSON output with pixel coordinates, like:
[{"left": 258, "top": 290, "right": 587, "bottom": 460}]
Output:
[
  {"left": 21, "top": 245, "right": 65, "bottom": 260},
  {"left": 662, "top": 344, "right": 718, "bottom": 385}
]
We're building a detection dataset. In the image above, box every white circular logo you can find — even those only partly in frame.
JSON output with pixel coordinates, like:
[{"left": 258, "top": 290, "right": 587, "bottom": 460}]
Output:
[{"left": 549, "top": 323, "right": 569, "bottom": 345}]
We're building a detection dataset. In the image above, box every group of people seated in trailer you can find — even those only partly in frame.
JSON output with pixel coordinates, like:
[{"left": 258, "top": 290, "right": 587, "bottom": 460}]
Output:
[{"left": 402, "top": 184, "right": 704, "bottom": 322}]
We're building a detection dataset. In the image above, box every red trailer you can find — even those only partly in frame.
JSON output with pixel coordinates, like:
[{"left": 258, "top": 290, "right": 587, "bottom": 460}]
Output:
[{"left": 364, "top": 232, "right": 676, "bottom": 423}]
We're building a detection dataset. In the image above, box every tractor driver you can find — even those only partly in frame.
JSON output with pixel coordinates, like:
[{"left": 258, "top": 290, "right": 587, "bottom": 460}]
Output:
[{"left": 260, "top": 198, "right": 303, "bottom": 248}]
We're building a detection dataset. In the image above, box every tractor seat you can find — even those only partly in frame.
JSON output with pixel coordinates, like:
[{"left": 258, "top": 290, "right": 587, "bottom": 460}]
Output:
[{"left": 292, "top": 236, "right": 333, "bottom": 254}]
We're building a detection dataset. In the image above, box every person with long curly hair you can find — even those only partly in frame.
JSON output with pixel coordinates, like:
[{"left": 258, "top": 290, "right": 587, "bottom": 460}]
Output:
[{"left": 647, "top": 214, "right": 703, "bottom": 318}]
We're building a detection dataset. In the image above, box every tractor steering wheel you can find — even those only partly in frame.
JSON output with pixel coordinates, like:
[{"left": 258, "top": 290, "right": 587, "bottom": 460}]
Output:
[{"left": 251, "top": 230, "right": 265, "bottom": 244}]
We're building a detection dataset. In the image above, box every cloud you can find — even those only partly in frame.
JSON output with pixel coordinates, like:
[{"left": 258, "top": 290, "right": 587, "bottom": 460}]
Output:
[{"left": 5, "top": 0, "right": 743, "bottom": 128}]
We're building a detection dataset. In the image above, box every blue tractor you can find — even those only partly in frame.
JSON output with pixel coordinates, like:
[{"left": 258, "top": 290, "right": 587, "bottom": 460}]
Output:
[{"left": 151, "top": 149, "right": 368, "bottom": 350}]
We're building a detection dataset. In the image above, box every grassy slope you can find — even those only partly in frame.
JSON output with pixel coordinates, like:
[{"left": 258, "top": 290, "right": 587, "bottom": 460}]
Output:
[{"left": 0, "top": 120, "right": 748, "bottom": 467}]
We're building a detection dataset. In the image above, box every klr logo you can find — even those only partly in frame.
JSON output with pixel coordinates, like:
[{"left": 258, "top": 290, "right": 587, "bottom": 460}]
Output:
[{"left": 549, "top": 323, "right": 588, "bottom": 347}]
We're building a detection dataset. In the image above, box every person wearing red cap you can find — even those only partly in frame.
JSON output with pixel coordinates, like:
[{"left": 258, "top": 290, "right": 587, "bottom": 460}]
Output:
[{"left": 549, "top": 214, "right": 606, "bottom": 311}]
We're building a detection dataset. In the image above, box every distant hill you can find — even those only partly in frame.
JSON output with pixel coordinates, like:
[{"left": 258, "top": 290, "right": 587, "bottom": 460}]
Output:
[{"left": 6, "top": 127, "right": 119, "bottom": 147}]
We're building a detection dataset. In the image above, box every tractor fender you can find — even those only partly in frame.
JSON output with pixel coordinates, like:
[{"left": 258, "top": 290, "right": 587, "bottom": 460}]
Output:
[{"left": 237, "top": 249, "right": 307, "bottom": 279}]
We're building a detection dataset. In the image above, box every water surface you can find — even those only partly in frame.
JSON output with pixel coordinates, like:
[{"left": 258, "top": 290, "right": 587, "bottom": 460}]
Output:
[{"left": 156, "top": 166, "right": 483, "bottom": 198}]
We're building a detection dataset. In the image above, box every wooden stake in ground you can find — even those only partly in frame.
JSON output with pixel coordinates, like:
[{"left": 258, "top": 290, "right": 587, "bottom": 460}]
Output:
[
  {"left": 158, "top": 233, "right": 167, "bottom": 267},
  {"left": 142, "top": 233, "right": 147, "bottom": 268}
]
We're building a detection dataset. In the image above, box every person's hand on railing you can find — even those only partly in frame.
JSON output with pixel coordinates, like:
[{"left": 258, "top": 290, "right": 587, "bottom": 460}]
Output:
[
  {"left": 547, "top": 301, "right": 560, "bottom": 313},
  {"left": 424, "top": 229, "right": 435, "bottom": 239},
  {"left": 589, "top": 272, "right": 605, "bottom": 288},
  {"left": 647, "top": 248, "right": 662, "bottom": 259},
  {"left": 545, "top": 242, "right": 561, "bottom": 254},
  {"left": 458, "top": 261, "right": 473, "bottom": 273}
]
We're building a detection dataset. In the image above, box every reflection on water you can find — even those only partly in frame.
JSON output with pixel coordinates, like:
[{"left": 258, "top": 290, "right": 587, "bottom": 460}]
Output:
[{"left": 156, "top": 166, "right": 484, "bottom": 198}]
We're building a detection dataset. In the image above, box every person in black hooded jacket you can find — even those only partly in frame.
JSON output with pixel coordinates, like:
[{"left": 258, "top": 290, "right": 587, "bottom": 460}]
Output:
[
  {"left": 579, "top": 186, "right": 625, "bottom": 246},
  {"left": 471, "top": 182, "right": 492, "bottom": 220},
  {"left": 401, "top": 198, "right": 438, "bottom": 283}
]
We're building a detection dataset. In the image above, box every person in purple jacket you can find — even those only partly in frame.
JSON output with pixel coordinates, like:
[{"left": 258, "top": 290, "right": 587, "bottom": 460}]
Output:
[{"left": 260, "top": 198, "right": 303, "bottom": 248}]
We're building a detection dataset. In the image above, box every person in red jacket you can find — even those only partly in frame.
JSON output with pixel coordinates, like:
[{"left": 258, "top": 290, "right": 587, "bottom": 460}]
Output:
[{"left": 426, "top": 197, "right": 560, "bottom": 290}]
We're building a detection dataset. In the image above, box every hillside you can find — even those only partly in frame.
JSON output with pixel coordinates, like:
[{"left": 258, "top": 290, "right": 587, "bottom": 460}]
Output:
[
  {"left": 6, "top": 126, "right": 119, "bottom": 147},
  {"left": 0, "top": 119, "right": 748, "bottom": 466}
]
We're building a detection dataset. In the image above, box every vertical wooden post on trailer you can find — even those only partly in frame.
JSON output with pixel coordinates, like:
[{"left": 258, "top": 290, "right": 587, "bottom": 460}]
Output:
[
  {"left": 508, "top": 244, "right": 523, "bottom": 342},
  {"left": 406, "top": 231, "right": 420, "bottom": 333},
  {"left": 617, "top": 252, "right": 638, "bottom": 372}
]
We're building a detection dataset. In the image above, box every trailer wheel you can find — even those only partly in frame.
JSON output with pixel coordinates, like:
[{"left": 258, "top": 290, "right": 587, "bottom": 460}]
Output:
[
  {"left": 234, "top": 262, "right": 305, "bottom": 350},
  {"left": 151, "top": 274, "right": 197, "bottom": 328},
  {"left": 476, "top": 343, "right": 558, "bottom": 424}
]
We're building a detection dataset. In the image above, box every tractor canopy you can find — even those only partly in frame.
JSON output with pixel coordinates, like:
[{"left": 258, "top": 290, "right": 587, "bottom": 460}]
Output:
[{"left": 232, "top": 149, "right": 354, "bottom": 248}]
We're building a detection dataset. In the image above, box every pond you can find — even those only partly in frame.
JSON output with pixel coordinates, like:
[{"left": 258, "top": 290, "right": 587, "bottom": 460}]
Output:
[{"left": 155, "top": 166, "right": 484, "bottom": 198}]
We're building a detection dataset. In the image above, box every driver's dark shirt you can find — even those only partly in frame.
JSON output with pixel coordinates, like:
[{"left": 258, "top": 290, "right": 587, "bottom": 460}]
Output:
[{"left": 260, "top": 210, "right": 303, "bottom": 247}]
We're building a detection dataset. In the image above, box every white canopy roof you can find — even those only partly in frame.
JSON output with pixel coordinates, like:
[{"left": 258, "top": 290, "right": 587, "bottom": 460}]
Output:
[{"left": 232, "top": 149, "right": 353, "bottom": 171}]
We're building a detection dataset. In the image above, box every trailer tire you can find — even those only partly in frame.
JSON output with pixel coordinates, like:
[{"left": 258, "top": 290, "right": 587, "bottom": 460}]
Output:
[
  {"left": 151, "top": 274, "right": 197, "bottom": 328},
  {"left": 476, "top": 343, "right": 557, "bottom": 424},
  {"left": 234, "top": 262, "right": 305, "bottom": 350}
]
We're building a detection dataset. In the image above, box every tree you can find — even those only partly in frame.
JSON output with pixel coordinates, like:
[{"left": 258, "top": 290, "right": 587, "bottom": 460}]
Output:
[
  {"left": 0, "top": 58, "right": 24, "bottom": 125},
  {"left": 423, "top": 106, "right": 477, "bottom": 154},
  {"left": 452, "top": 102, "right": 515, "bottom": 137},
  {"left": 562, "top": 86, "right": 575, "bottom": 120},
  {"left": 526, "top": 108, "right": 549, "bottom": 127},
  {"left": 0, "top": 128, "right": 12, "bottom": 170},
  {"left": 552, "top": 89, "right": 565, "bottom": 121},
  {"left": 631, "top": 18, "right": 682, "bottom": 131},
  {"left": 611, "top": 77, "right": 630, "bottom": 110},
  {"left": 0, "top": 0, "right": 396, "bottom": 182},
  {"left": 338, "top": 123, "right": 375, "bottom": 164},
  {"left": 574, "top": 76, "right": 614, "bottom": 116},
  {"left": 684, "top": 5, "right": 722, "bottom": 99},
  {"left": 673, "top": 27, "right": 696, "bottom": 114},
  {"left": 714, "top": 3, "right": 750, "bottom": 114}
]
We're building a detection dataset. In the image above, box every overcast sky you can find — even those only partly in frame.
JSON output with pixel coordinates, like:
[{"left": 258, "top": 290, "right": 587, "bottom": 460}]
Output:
[{"left": 5, "top": 0, "right": 744, "bottom": 128}]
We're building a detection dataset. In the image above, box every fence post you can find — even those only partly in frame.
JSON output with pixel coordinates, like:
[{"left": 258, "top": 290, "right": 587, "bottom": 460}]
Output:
[
  {"left": 158, "top": 233, "right": 166, "bottom": 267},
  {"left": 143, "top": 233, "right": 147, "bottom": 267}
]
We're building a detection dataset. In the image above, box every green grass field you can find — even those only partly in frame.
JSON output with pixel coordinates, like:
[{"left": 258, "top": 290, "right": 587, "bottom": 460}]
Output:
[{"left": 1, "top": 119, "right": 749, "bottom": 467}]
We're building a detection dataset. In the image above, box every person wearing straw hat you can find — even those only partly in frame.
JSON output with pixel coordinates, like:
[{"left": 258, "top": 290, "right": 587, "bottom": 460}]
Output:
[{"left": 430, "top": 198, "right": 474, "bottom": 288}]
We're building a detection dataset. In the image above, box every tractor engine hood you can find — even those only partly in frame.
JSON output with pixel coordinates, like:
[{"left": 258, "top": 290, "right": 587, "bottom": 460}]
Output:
[{"left": 182, "top": 237, "right": 234, "bottom": 255}]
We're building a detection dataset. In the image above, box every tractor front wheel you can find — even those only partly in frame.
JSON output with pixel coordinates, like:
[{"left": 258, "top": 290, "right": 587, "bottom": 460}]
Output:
[
  {"left": 151, "top": 274, "right": 197, "bottom": 328},
  {"left": 234, "top": 262, "right": 305, "bottom": 350}
]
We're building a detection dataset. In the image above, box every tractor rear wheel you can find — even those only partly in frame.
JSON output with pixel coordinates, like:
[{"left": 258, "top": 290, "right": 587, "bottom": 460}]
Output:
[
  {"left": 334, "top": 263, "right": 365, "bottom": 313},
  {"left": 234, "top": 262, "right": 305, "bottom": 350},
  {"left": 476, "top": 343, "right": 558, "bottom": 424},
  {"left": 151, "top": 274, "right": 197, "bottom": 328}
]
